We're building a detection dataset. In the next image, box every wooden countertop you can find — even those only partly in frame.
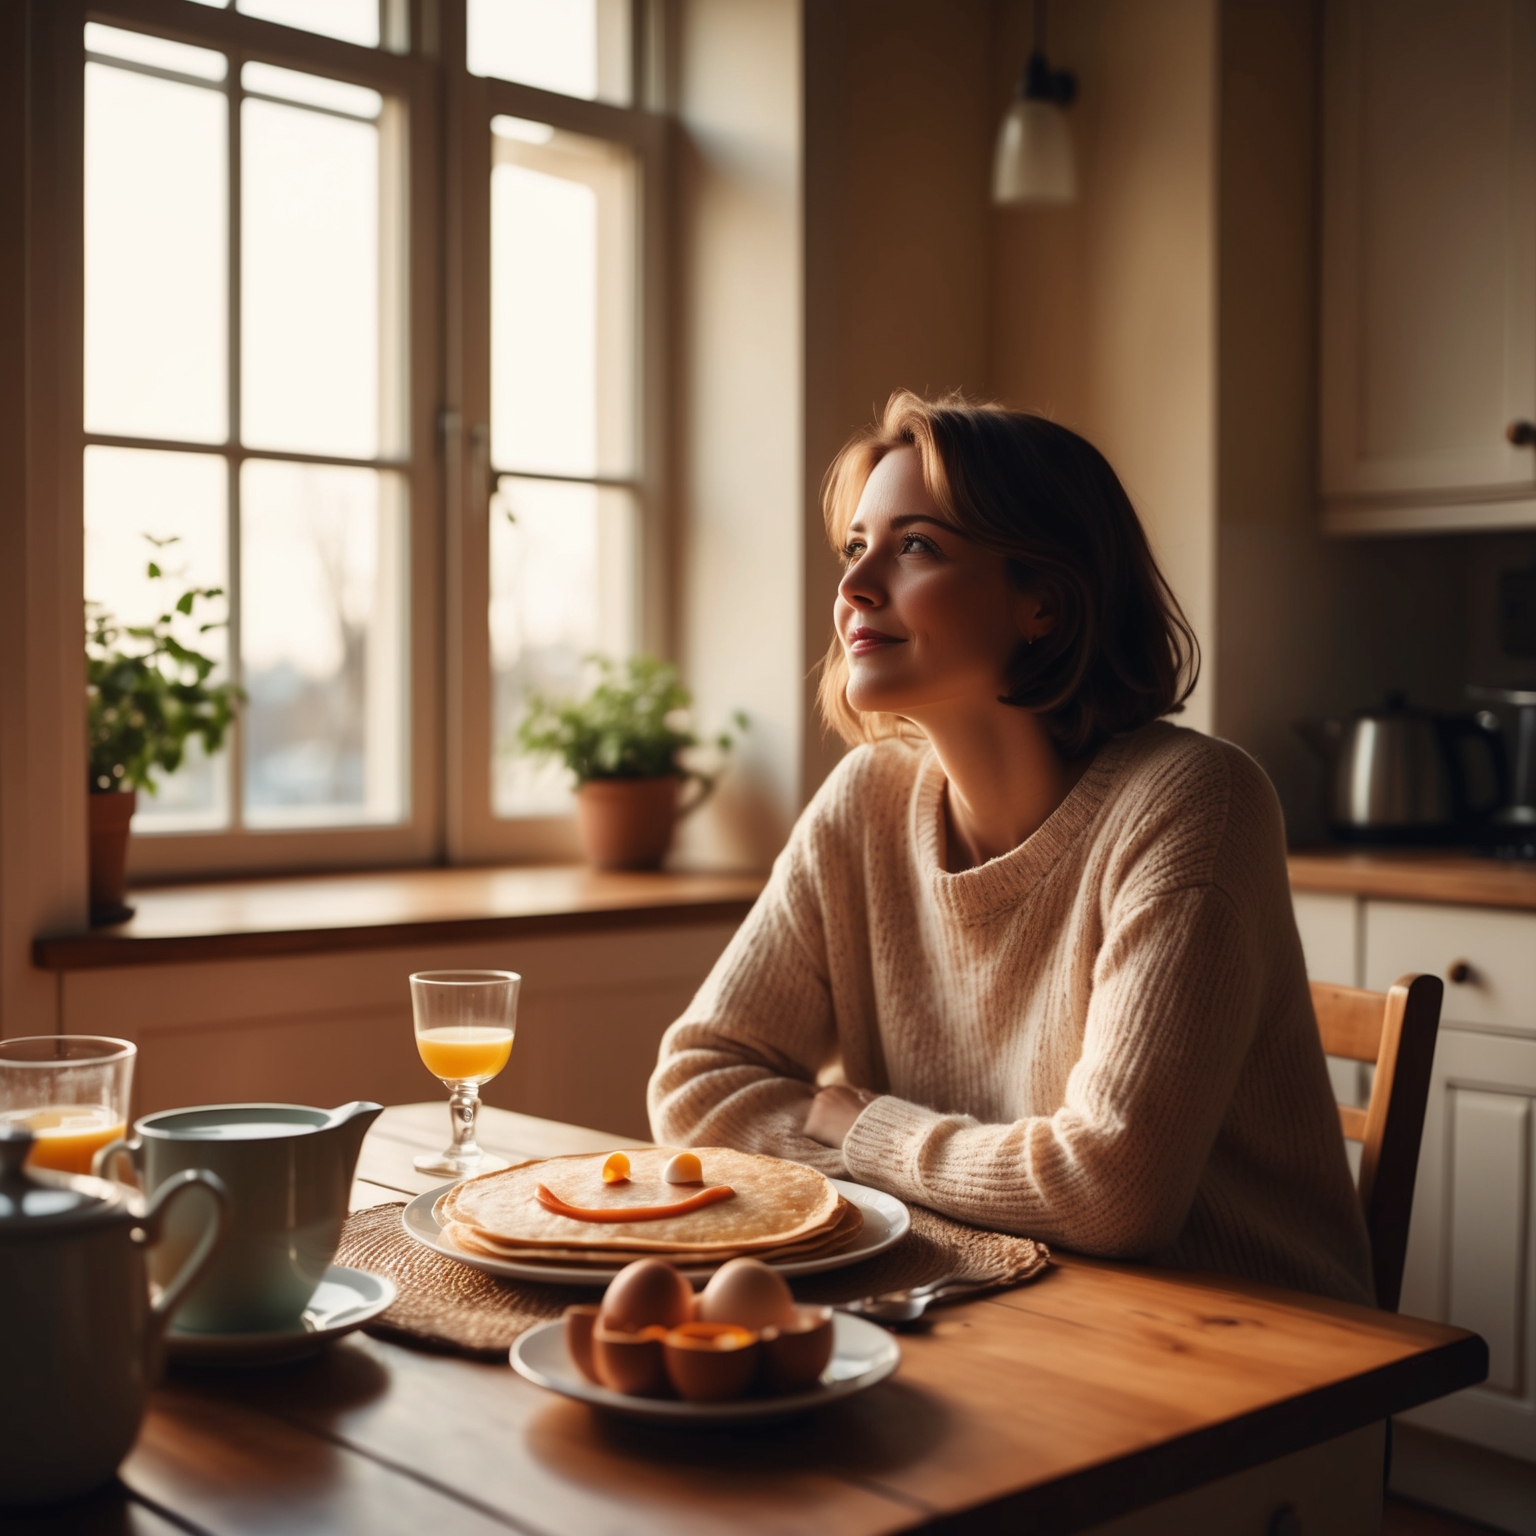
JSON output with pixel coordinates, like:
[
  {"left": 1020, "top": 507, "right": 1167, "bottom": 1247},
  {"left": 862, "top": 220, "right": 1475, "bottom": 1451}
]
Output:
[
  {"left": 96, "top": 1104, "right": 1485, "bottom": 1536},
  {"left": 32, "top": 865, "right": 765, "bottom": 970},
  {"left": 1287, "top": 848, "right": 1536, "bottom": 912}
]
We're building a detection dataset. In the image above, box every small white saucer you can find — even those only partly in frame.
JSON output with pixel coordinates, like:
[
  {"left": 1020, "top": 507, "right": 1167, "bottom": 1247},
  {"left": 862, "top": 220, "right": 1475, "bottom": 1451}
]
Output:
[
  {"left": 510, "top": 1313, "right": 900, "bottom": 1423},
  {"left": 165, "top": 1264, "right": 396, "bottom": 1367}
]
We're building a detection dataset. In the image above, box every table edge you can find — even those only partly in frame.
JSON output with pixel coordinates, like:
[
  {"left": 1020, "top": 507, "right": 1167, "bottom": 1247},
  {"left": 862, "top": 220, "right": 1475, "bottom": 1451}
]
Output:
[{"left": 914, "top": 1327, "right": 1487, "bottom": 1534}]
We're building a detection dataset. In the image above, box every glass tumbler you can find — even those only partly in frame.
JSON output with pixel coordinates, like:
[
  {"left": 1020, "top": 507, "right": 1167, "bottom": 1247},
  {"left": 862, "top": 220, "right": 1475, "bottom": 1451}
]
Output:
[{"left": 0, "top": 1036, "right": 137, "bottom": 1175}]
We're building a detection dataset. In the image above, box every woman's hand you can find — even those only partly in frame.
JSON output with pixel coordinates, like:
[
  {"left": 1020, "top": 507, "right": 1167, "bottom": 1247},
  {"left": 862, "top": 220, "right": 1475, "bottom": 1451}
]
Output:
[{"left": 803, "top": 1084, "right": 878, "bottom": 1149}]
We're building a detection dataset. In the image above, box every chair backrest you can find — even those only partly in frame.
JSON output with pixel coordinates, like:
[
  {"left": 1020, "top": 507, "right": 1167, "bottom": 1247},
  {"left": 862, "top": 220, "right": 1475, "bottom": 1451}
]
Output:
[{"left": 1310, "top": 973, "right": 1443, "bottom": 1312}]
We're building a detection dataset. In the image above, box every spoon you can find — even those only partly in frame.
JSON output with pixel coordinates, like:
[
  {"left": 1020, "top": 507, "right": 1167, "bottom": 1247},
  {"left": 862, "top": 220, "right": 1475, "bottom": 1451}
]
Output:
[{"left": 835, "top": 1274, "right": 1008, "bottom": 1325}]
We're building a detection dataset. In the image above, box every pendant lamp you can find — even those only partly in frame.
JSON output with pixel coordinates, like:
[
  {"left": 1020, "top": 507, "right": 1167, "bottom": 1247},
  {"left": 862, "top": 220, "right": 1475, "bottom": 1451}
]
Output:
[{"left": 992, "top": 0, "right": 1078, "bottom": 206}]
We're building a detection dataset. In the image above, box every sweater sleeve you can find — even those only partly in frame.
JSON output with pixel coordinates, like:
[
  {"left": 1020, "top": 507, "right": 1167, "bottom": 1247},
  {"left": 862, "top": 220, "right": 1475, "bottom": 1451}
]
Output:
[
  {"left": 840, "top": 881, "right": 1264, "bottom": 1254},
  {"left": 646, "top": 835, "right": 848, "bottom": 1178}
]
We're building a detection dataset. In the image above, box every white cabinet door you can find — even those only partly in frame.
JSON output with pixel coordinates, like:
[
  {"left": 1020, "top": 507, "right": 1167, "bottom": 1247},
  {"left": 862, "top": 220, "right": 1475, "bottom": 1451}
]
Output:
[
  {"left": 1292, "top": 890, "right": 1360, "bottom": 986},
  {"left": 1293, "top": 891, "right": 1367, "bottom": 1112},
  {"left": 1320, "top": 0, "right": 1536, "bottom": 528},
  {"left": 1399, "top": 1028, "right": 1536, "bottom": 1462}
]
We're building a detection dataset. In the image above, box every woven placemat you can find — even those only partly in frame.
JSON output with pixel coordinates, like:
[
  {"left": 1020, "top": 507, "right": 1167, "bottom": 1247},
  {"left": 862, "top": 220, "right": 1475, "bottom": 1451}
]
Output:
[{"left": 336, "top": 1201, "right": 1049, "bottom": 1363}]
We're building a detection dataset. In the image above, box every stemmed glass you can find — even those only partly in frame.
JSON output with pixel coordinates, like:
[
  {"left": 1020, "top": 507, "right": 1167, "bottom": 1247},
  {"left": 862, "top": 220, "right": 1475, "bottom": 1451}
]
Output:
[{"left": 411, "top": 970, "right": 519, "bottom": 1178}]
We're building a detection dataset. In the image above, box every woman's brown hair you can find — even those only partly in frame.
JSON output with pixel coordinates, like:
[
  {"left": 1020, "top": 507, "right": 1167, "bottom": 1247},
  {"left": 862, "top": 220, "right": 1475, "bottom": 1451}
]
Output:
[{"left": 817, "top": 391, "right": 1199, "bottom": 756}]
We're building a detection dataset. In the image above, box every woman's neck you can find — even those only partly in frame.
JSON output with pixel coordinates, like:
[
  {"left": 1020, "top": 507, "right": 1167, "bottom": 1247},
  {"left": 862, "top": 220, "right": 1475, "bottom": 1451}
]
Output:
[{"left": 916, "top": 704, "right": 1089, "bottom": 872}]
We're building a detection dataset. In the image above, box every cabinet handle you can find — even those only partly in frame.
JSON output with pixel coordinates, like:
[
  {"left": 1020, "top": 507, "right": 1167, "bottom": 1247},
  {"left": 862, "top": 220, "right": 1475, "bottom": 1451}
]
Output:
[
  {"left": 1507, "top": 420, "right": 1536, "bottom": 446},
  {"left": 1447, "top": 959, "right": 1475, "bottom": 985}
]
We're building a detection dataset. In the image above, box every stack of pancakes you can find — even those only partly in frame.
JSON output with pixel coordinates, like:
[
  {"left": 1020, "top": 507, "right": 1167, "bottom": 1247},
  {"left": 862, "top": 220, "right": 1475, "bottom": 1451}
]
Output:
[{"left": 437, "top": 1146, "right": 863, "bottom": 1271}]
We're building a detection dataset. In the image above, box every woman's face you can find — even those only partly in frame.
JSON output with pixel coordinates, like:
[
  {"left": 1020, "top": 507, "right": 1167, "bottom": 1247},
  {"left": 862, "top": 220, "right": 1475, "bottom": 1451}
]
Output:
[{"left": 835, "top": 447, "right": 1042, "bottom": 721}]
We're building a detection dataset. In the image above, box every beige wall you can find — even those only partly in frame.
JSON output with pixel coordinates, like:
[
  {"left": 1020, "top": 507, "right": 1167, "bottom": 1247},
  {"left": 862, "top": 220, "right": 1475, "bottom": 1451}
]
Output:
[
  {"left": 668, "top": 0, "right": 805, "bottom": 869},
  {"left": 58, "top": 923, "right": 738, "bottom": 1141},
  {"left": 1215, "top": 0, "right": 1479, "bottom": 841},
  {"left": 802, "top": 0, "right": 995, "bottom": 794},
  {"left": 991, "top": 0, "right": 1220, "bottom": 736},
  {"left": 1, "top": 2, "right": 89, "bottom": 1039},
  {"left": 671, "top": 0, "right": 1003, "bottom": 823}
]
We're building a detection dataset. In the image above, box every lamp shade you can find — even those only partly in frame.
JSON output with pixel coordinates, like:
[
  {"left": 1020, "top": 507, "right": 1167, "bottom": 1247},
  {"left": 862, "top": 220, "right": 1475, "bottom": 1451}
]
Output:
[{"left": 992, "top": 98, "right": 1076, "bottom": 205}]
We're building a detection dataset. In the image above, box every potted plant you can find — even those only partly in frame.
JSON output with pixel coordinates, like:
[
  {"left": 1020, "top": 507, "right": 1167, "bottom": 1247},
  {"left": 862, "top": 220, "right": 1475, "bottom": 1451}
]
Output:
[
  {"left": 517, "top": 655, "right": 745, "bottom": 871},
  {"left": 85, "top": 541, "right": 242, "bottom": 924}
]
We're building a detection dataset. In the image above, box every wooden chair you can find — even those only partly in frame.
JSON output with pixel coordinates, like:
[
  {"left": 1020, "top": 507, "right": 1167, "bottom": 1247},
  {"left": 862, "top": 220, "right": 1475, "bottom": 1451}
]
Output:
[{"left": 1311, "top": 973, "right": 1444, "bottom": 1312}]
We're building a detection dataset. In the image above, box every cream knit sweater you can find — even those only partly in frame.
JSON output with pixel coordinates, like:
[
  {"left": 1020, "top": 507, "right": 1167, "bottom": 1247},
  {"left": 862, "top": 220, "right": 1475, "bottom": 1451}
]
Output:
[{"left": 648, "top": 723, "right": 1375, "bottom": 1305}]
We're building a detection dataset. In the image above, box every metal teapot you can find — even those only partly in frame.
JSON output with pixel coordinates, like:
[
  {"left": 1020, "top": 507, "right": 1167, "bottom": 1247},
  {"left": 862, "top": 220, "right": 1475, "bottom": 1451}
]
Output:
[
  {"left": 1298, "top": 693, "right": 1505, "bottom": 839},
  {"left": 0, "top": 1125, "right": 228, "bottom": 1505}
]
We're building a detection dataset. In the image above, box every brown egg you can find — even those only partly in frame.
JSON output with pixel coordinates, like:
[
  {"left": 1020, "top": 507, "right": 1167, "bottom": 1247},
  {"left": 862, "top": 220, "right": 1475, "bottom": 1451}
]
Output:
[
  {"left": 599, "top": 1258, "right": 695, "bottom": 1332},
  {"left": 662, "top": 1322, "right": 761, "bottom": 1402},
  {"left": 696, "top": 1257, "right": 797, "bottom": 1333},
  {"left": 592, "top": 1321, "right": 671, "bottom": 1396},
  {"left": 761, "top": 1305, "right": 834, "bottom": 1393},
  {"left": 563, "top": 1304, "right": 602, "bottom": 1384}
]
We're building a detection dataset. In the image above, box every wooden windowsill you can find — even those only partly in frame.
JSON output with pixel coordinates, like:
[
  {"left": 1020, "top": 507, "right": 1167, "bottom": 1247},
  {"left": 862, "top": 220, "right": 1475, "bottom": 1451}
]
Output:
[{"left": 33, "top": 865, "right": 765, "bottom": 970}]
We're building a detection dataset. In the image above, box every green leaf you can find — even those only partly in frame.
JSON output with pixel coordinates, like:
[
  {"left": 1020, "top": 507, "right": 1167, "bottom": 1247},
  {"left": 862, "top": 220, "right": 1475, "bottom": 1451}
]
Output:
[
  {"left": 83, "top": 547, "right": 239, "bottom": 795},
  {"left": 511, "top": 654, "right": 739, "bottom": 785}
]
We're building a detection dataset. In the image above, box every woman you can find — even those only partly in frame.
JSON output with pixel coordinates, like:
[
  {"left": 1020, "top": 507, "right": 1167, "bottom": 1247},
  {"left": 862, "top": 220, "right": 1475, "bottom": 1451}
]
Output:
[{"left": 648, "top": 393, "right": 1373, "bottom": 1304}]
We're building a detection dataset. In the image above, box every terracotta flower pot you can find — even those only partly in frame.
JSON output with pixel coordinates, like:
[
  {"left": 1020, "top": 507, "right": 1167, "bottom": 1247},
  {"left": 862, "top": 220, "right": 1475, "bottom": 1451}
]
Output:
[
  {"left": 88, "top": 789, "right": 137, "bottom": 926},
  {"left": 574, "top": 776, "right": 683, "bottom": 871}
]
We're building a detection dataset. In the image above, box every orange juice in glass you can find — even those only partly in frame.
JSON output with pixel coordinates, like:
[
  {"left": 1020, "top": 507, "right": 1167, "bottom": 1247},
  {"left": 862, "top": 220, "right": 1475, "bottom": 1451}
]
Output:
[
  {"left": 411, "top": 970, "right": 519, "bottom": 1178},
  {"left": 0, "top": 1036, "right": 135, "bottom": 1175}
]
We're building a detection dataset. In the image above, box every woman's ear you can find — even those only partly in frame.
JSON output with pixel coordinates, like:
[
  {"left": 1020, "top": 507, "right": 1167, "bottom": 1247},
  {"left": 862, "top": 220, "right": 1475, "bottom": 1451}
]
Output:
[{"left": 1012, "top": 588, "right": 1057, "bottom": 645}]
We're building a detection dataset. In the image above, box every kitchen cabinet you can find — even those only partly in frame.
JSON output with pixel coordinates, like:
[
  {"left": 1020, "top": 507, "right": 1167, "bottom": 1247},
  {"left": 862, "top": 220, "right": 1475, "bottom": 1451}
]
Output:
[
  {"left": 1365, "top": 900, "right": 1536, "bottom": 1462},
  {"left": 1294, "top": 890, "right": 1369, "bottom": 1113},
  {"left": 1395, "top": 1028, "right": 1536, "bottom": 1461},
  {"left": 1291, "top": 884, "right": 1536, "bottom": 1466},
  {"left": 1319, "top": 0, "right": 1536, "bottom": 534}
]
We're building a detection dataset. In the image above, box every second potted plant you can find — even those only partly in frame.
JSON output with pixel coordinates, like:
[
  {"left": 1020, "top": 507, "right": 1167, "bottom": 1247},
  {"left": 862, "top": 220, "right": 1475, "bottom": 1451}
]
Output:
[{"left": 517, "top": 656, "right": 745, "bottom": 871}]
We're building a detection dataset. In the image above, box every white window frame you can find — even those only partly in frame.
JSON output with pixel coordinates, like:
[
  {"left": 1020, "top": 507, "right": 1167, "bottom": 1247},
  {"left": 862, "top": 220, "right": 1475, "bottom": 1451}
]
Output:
[{"left": 64, "top": 0, "right": 670, "bottom": 878}]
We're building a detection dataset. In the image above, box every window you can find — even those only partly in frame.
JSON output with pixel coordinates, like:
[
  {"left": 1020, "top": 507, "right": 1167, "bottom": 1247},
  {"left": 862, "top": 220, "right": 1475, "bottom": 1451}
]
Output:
[
  {"left": 79, "top": 1, "right": 665, "bottom": 874},
  {"left": 467, "top": 0, "right": 633, "bottom": 104},
  {"left": 488, "top": 115, "right": 638, "bottom": 816}
]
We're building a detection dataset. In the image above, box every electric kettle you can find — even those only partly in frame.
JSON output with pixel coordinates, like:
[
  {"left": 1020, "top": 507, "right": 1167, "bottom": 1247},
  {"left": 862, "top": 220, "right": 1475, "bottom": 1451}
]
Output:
[{"left": 1298, "top": 693, "right": 1505, "bottom": 839}]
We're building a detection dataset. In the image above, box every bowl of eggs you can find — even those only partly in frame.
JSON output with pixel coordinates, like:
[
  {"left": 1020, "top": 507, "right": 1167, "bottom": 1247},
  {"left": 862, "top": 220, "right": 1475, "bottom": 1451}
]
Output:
[{"left": 564, "top": 1256, "right": 836, "bottom": 1403}]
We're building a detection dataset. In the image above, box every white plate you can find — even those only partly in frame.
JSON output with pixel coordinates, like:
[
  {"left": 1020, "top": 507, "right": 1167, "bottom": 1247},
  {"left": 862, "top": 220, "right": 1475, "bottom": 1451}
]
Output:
[
  {"left": 402, "top": 1176, "right": 910, "bottom": 1286},
  {"left": 165, "top": 1264, "right": 396, "bottom": 1366},
  {"left": 510, "top": 1312, "right": 899, "bottom": 1422}
]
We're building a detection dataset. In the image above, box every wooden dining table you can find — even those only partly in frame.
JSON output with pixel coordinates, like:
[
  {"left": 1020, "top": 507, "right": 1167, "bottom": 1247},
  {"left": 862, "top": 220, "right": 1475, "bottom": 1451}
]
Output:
[{"left": 5, "top": 1103, "right": 1486, "bottom": 1536}]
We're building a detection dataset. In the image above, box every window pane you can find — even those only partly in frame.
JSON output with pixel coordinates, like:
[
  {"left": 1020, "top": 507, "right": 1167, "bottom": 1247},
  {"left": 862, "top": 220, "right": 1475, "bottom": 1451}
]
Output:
[
  {"left": 83, "top": 447, "right": 231, "bottom": 832},
  {"left": 242, "top": 94, "right": 389, "bottom": 459},
  {"left": 84, "top": 24, "right": 227, "bottom": 80},
  {"left": 468, "top": 0, "right": 631, "bottom": 105},
  {"left": 241, "top": 461, "right": 406, "bottom": 827},
  {"left": 241, "top": 61, "right": 382, "bottom": 118},
  {"left": 237, "top": 0, "right": 379, "bottom": 48},
  {"left": 491, "top": 122, "right": 636, "bottom": 478},
  {"left": 85, "top": 62, "right": 226, "bottom": 443},
  {"left": 490, "top": 479, "right": 635, "bottom": 817}
]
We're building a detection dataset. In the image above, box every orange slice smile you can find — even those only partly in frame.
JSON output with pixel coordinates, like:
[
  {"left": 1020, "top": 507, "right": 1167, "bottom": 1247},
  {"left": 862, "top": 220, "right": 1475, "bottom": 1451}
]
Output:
[{"left": 534, "top": 1183, "right": 737, "bottom": 1222}]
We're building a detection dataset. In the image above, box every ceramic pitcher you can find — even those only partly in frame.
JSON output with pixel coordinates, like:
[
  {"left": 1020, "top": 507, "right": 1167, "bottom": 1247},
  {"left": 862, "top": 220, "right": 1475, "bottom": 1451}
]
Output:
[
  {"left": 96, "top": 1101, "right": 381, "bottom": 1334},
  {"left": 0, "top": 1124, "right": 229, "bottom": 1505}
]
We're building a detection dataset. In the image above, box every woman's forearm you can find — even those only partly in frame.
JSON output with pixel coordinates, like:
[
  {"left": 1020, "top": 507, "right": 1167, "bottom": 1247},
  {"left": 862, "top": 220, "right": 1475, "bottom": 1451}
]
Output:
[{"left": 649, "top": 1045, "right": 848, "bottom": 1174}]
